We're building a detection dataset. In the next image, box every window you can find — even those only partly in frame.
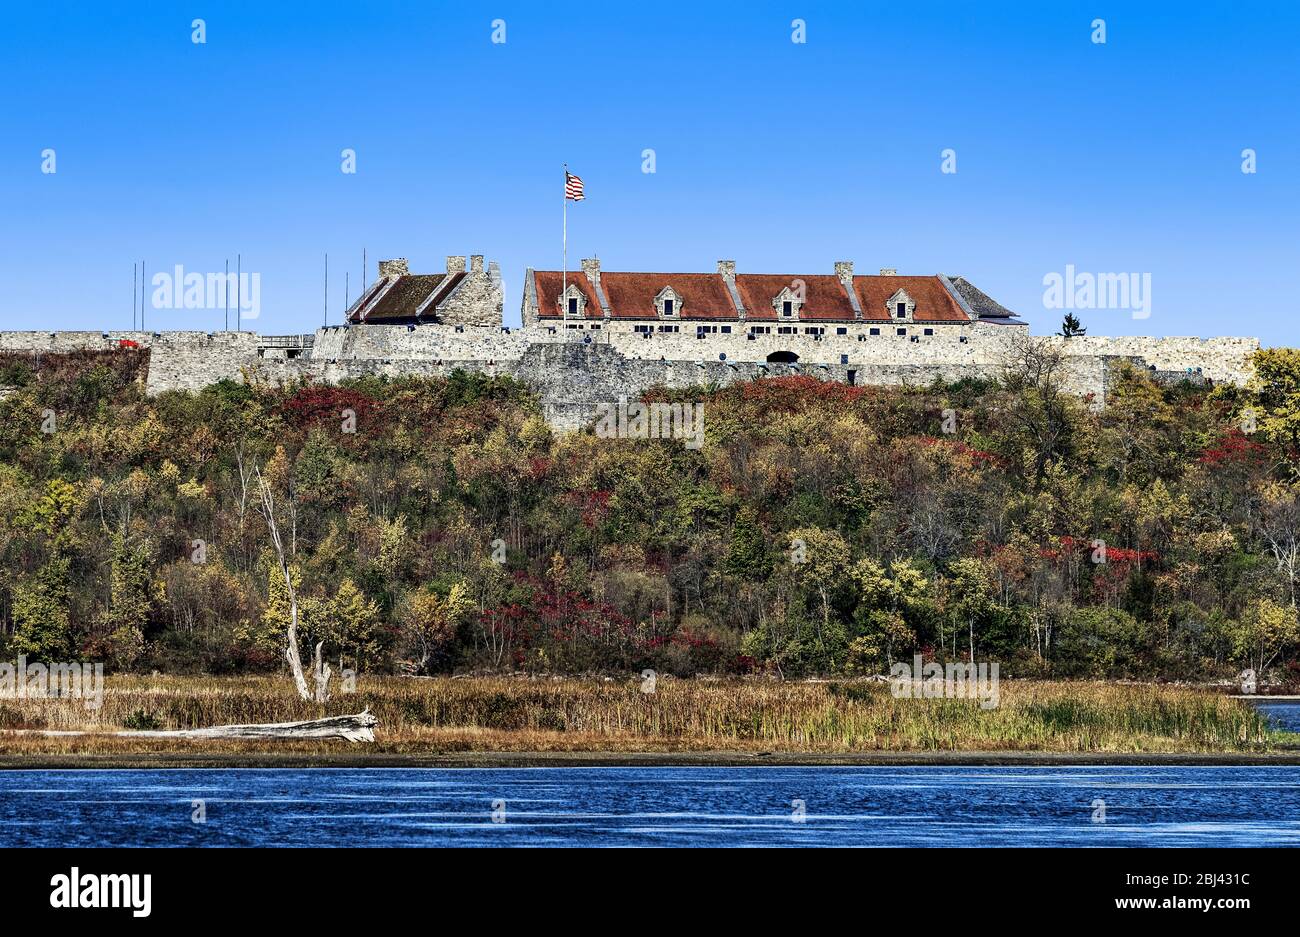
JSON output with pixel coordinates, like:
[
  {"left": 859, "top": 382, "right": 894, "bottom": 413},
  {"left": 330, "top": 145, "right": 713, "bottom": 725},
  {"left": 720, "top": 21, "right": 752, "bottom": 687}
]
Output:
[
  {"left": 840, "top": 354, "right": 849, "bottom": 364},
  {"left": 778, "top": 326, "right": 796, "bottom": 335},
  {"left": 897, "top": 327, "right": 907, "bottom": 336},
  {"left": 655, "top": 286, "right": 683, "bottom": 319},
  {"left": 836, "top": 327, "right": 847, "bottom": 335},
  {"left": 869, "top": 328, "right": 880, "bottom": 336},
  {"left": 896, "top": 302, "right": 907, "bottom": 318},
  {"left": 923, "top": 328, "right": 934, "bottom": 336},
  {"left": 721, "top": 325, "right": 732, "bottom": 333},
  {"left": 782, "top": 301, "right": 793, "bottom": 317},
  {"left": 569, "top": 297, "right": 579, "bottom": 315}
]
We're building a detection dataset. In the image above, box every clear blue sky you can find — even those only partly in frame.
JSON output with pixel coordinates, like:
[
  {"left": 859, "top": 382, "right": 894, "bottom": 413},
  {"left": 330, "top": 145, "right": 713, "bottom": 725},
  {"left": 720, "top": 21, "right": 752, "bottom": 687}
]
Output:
[{"left": 2, "top": 1, "right": 1297, "bottom": 343}]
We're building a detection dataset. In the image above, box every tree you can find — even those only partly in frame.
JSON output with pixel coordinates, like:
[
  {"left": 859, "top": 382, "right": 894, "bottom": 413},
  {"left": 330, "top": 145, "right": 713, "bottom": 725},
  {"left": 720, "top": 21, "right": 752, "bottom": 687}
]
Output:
[
  {"left": 724, "top": 507, "right": 772, "bottom": 579},
  {"left": 11, "top": 557, "right": 73, "bottom": 661},
  {"left": 1231, "top": 598, "right": 1300, "bottom": 677},
  {"left": 400, "top": 581, "right": 474, "bottom": 673},
  {"left": 998, "top": 333, "right": 1077, "bottom": 482},
  {"left": 325, "top": 578, "right": 382, "bottom": 671},
  {"left": 1247, "top": 347, "right": 1300, "bottom": 476},
  {"left": 255, "top": 463, "right": 330, "bottom": 703},
  {"left": 98, "top": 534, "right": 153, "bottom": 668},
  {"left": 947, "top": 558, "right": 995, "bottom": 662},
  {"left": 1059, "top": 313, "right": 1087, "bottom": 337},
  {"left": 1256, "top": 482, "right": 1300, "bottom": 607}
]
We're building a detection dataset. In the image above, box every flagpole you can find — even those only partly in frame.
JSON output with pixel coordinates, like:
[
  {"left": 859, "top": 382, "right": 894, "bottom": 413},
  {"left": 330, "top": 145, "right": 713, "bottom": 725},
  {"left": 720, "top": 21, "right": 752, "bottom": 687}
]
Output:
[{"left": 562, "top": 163, "right": 568, "bottom": 317}]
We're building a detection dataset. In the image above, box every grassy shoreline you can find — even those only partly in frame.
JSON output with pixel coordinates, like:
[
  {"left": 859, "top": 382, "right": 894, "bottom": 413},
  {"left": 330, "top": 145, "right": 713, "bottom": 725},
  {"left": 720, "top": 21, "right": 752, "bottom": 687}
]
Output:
[{"left": 0, "top": 674, "right": 1293, "bottom": 766}]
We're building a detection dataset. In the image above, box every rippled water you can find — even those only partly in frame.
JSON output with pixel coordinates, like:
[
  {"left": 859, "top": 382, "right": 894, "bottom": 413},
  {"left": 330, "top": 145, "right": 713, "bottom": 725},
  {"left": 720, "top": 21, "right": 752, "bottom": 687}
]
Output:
[
  {"left": 1254, "top": 700, "right": 1300, "bottom": 733},
  {"left": 0, "top": 766, "right": 1297, "bottom": 847}
]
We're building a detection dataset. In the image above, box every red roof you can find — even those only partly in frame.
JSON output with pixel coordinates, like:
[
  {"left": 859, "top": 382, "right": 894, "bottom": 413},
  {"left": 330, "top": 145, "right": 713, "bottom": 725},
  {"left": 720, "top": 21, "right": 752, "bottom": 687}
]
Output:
[
  {"left": 531, "top": 269, "right": 972, "bottom": 322},
  {"left": 853, "top": 275, "right": 969, "bottom": 323},
  {"left": 735, "top": 274, "right": 855, "bottom": 321},
  {"left": 602, "top": 272, "right": 736, "bottom": 320},
  {"left": 533, "top": 270, "right": 602, "bottom": 319}
]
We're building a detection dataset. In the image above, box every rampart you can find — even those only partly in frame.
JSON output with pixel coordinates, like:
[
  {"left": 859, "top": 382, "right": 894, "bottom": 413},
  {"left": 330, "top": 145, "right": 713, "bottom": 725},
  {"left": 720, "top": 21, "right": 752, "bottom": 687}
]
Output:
[{"left": 0, "top": 325, "right": 1260, "bottom": 431}]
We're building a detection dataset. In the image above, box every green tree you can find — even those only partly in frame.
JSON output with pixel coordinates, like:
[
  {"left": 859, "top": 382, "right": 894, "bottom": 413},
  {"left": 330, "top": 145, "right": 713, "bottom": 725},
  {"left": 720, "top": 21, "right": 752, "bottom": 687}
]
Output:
[
  {"left": 98, "top": 534, "right": 154, "bottom": 668},
  {"left": 1059, "top": 312, "right": 1087, "bottom": 337},
  {"left": 724, "top": 507, "right": 771, "bottom": 579},
  {"left": 12, "top": 557, "right": 73, "bottom": 661},
  {"left": 1232, "top": 598, "right": 1300, "bottom": 676}
]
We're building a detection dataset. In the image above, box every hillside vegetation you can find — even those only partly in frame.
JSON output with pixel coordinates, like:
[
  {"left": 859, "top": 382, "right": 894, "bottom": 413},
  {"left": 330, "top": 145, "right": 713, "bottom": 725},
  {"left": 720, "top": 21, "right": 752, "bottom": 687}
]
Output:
[{"left": 1, "top": 342, "right": 1299, "bottom": 684}]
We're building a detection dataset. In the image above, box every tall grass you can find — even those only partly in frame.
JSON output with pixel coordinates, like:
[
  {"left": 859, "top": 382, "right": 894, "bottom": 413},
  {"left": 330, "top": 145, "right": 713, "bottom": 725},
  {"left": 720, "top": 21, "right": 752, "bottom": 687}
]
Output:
[{"left": 0, "top": 675, "right": 1284, "bottom": 755}]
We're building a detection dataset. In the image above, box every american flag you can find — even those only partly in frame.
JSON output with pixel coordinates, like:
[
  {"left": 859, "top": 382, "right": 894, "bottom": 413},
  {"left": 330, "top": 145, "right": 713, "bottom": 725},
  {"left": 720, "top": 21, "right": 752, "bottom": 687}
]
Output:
[{"left": 565, "top": 171, "right": 585, "bottom": 201}]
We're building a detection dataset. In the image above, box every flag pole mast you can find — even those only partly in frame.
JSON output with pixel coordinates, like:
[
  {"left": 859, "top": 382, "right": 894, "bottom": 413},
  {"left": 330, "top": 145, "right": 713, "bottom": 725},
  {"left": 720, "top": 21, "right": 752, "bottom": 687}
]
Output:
[{"left": 562, "top": 163, "right": 568, "bottom": 317}]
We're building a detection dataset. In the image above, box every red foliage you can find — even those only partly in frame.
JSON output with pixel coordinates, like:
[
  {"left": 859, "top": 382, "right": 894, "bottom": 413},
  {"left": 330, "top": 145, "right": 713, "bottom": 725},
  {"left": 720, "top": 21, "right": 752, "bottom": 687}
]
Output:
[
  {"left": 564, "top": 490, "right": 612, "bottom": 528},
  {"left": 280, "top": 385, "right": 382, "bottom": 435},
  {"left": 1197, "top": 428, "right": 1267, "bottom": 467},
  {"left": 117, "top": 339, "right": 140, "bottom": 349},
  {"left": 478, "top": 574, "right": 640, "bottom": 656},
  {"left": 735, "top": 375, "right": 867, "bottom": 411},
  {"left": 1039, "top": 536, "right": 1157, "bottom": 567}
]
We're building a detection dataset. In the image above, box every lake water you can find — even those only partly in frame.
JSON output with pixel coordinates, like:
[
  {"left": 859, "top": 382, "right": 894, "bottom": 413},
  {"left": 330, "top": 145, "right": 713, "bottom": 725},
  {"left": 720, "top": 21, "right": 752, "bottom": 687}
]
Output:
[
  {"left": 1, "top": 765, "right": 1297, "bottom": 847},
  {"left": 1254, "top": 699, "right": 1300, "bottom": 733}
]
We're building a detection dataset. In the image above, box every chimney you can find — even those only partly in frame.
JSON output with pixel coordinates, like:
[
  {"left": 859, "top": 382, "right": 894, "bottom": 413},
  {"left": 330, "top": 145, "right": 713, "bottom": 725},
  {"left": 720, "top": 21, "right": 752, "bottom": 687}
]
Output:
[
  {"left": 834, "top": 260, "right": 854, "bottom": 282},
  {"left": 446, "top": 255, "right": 467, "bottom": 274},
  {"left": 879, "top": 267, "right": 897, "bottom": 276},
  {"left": 378, "top": 258, "right": 409, "bottom": 278},
  {"left": 580, "top": 257, "right": 601, "bottom": 286},
  {"left": 470, "top": 254, "right": 484, "bottom": 274},
  {"left": 717, "top": 260, "right": 736, "bottom": 281}
]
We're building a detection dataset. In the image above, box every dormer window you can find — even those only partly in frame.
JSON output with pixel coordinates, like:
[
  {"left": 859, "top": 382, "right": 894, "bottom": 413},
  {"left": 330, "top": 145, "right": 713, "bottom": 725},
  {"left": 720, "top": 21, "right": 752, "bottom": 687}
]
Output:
[
  {"left": 886, "top": 289, "right": 915, "bottom": 322},
  {"left": 654, "top": 285, "right": 683, "bottom": 319},
  {"left": 773, "top": 285, "right": 803, "bottom": 320},
  {"left": 560, "top": 283, "right": 587, "bottom": 318}
]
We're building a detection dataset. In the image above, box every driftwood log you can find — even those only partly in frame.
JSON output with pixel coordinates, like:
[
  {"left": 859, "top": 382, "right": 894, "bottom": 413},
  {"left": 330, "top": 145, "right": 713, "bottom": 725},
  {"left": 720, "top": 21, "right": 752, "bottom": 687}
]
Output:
[{"left": 10, "top": 709, "right": 378, "bottom": 742}]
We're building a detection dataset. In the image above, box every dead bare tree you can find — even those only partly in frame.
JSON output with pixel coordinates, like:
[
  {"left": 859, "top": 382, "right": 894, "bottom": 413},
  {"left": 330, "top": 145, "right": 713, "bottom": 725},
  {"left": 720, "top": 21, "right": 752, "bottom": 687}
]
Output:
[
  {"left": 997, "top": 332, "right": 1073, "bottom": 482},
  {"left": 254, "top": 464, "right": 331, "bottom": 703}
]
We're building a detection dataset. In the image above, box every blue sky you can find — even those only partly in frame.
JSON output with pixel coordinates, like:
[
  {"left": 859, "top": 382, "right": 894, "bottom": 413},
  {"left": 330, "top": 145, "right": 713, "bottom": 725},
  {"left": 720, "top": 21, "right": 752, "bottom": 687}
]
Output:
[{"left": 2, "top": 1, "right": 1297, "bottom": 342}]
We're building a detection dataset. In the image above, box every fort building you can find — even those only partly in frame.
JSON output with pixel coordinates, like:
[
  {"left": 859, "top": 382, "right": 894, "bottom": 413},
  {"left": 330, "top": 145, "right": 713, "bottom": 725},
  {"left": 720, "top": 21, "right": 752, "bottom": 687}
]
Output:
[{"left": 0, "top": 254, "right": 1260, "bottom": 431}]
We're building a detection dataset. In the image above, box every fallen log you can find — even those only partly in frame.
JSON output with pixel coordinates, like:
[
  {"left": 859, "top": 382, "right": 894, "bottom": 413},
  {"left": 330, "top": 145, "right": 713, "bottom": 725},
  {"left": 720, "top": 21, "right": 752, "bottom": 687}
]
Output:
[{"left": 6, "top": 709, "right": 378, "bottom": 743}]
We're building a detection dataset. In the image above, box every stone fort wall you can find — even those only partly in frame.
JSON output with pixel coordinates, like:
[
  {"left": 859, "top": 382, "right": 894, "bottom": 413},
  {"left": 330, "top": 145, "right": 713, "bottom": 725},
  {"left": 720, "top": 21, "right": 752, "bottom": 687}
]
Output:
[{"left": 0, "top": 325, "right": 1260, "bottom": 431}]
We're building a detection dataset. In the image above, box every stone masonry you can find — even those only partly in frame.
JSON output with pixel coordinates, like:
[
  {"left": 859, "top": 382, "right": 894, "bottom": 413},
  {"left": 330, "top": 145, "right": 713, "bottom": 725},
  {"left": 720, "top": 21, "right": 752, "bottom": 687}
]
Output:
[{"left": 0, "top": 258, "right": 1260, "bottom": 431}]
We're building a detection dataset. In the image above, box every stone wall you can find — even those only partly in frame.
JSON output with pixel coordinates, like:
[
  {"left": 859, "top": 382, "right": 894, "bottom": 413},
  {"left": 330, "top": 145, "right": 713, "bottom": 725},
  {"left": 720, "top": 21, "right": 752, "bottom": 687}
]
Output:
[
  {"left": 435, "top": 256, "right": 504, "bottom": 328},
  {"left": 0, "top": 324, "right": 1260, "bottom": 432}
]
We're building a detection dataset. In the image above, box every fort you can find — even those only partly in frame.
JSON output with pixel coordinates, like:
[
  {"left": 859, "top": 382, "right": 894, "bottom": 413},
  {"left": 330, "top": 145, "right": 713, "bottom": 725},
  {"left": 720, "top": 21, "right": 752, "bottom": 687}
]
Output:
[{"left": 0, "top": 254, "right": 1259, "bottom": 429}]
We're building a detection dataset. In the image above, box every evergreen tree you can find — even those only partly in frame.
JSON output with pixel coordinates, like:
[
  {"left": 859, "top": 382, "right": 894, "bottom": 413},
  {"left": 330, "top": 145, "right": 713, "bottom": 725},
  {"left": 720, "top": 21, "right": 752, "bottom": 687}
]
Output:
[{"left": 1060, "top": 312, "right": 1087, "bottom": 337}]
